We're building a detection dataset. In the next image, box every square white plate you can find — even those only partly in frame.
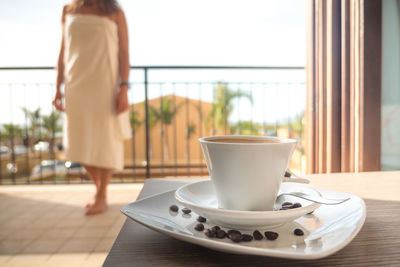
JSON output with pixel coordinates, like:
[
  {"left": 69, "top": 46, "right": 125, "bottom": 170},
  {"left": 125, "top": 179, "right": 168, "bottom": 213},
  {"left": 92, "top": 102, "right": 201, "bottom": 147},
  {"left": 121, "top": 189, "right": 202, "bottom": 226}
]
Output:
[{"left": 121, "top": 187, "right": 366, "bottom": 260}]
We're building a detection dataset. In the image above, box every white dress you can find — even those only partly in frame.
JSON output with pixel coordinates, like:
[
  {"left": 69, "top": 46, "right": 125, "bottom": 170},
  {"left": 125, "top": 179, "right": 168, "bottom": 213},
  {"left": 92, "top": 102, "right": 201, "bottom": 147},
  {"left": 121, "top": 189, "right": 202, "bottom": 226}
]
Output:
[{"left": 63, "top": 14, "right": 131, "bottom": 170}]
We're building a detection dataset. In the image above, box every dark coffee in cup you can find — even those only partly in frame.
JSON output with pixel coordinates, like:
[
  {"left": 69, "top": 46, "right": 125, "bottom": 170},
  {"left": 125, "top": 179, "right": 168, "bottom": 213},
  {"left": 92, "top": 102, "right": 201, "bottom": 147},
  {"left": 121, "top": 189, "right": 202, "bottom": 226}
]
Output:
[{"left": 208, "top": 138, "right": 279, "bottom": 144}]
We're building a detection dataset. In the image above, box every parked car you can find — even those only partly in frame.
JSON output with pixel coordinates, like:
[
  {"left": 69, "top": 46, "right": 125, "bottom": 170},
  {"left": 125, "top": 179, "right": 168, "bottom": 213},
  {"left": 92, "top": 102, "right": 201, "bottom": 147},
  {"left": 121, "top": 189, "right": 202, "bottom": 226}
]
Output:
[
  {"left": 34, "top": 141, "right": 49, "bottom": 152},
  {"left": 31, "top": 160, "right": 84, "bottom": 178},
  {"left": 0, "top": 146, "right": 9, "bottom": 155},
  {"left": 13, "top": 145, "right": 28, "bottom": 155},
  {"left": 31, "top": 160, "right": 66, "bottom": 177},
  {"left": 64, "top": 161, "right": 84, "bottom": 175}
]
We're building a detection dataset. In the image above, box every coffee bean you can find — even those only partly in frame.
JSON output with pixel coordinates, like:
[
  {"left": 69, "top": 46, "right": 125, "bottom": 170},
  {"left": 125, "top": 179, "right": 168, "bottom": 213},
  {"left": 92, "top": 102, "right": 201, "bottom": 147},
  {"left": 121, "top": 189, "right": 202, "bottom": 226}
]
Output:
[
  {"left": 227, "top": 230, "right": 241, "bottom": 237},
  {"left": 169, "top": 205, "right": 179, "bottom": 212},
  {"left": 292, "top": 203, "right": 302, "bottom": 209},
  {"left": 194, "top": 223, "right": 204, "bottom": 231},
  {"left": 216, "top": 229, "right": 227, "bottom": 239},
  {"left": 228, "top": 232, "right": 242, "bottom": 242},
  {"left": 253, "top": 230, "right": 263, "bottom": 240},
  {"left": 242, "top": 234, "right": 253, "bottom": 242},
  {"left": 307, "top": 210, "right": 314, "bottom": 215},
  {"left": 204, "top": 229, "right": 215, "bottom": 238},
  {"left": 197, "top": 216, "right": 207, "bottom": 223},
  {"left": 182, "top": 208, "right": 191, "bottom": 214},
  {"left": 265, "top": 231, "right": 279, "bottom": 240},
  {"left": 294, "top": 228, "right": 304, "bottom": 236},
  {"left": 279, "top": 207, "right": 290, "bottom": 210},
  {"left": 284, "top": 171, "right": 291, "bottom": 177},
  {"left": 211, "top": 226, "right": 221, "bottom": 232},
  {"left": 282, "top": 202, "right": 293, "bottom": 207}
]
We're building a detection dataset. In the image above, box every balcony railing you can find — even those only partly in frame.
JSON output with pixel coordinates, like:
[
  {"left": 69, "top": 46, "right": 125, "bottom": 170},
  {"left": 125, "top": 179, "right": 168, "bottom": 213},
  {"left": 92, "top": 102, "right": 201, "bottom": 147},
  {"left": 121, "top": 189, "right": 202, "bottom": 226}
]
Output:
[{"left": 0, "top": 65, "right": 305, "bottom": 184}]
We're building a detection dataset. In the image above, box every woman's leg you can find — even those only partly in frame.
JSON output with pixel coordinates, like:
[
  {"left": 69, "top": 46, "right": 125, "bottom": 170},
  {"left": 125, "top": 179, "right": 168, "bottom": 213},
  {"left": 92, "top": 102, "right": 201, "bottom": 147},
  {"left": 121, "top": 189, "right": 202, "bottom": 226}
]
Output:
[
  {"left": 85, "top": 167, "right": 112, "bottom": 215},
  {"left": 83, "top": 164, "right": 100, "bottom": 190},
  {"left": 83, "top": 164, "right": 100, "bottom": 207},
  {"left": 83, "top": 164, "right": 100, "bottom": 205}
]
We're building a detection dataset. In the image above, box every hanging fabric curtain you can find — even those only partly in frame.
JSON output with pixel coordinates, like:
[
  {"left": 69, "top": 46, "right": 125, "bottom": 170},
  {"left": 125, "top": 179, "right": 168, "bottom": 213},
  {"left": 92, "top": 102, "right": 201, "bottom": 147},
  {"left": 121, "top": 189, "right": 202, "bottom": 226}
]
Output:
[{"left": 305, "top": 0, "right": 382, "bottom": 173}]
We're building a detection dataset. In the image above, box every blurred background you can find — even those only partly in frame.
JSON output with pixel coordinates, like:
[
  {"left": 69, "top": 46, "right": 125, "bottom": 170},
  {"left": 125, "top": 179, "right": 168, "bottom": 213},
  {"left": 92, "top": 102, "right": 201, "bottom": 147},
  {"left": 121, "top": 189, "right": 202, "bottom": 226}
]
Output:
[{"left": 0, "top": 0, "right": 307, "bottom": 184}]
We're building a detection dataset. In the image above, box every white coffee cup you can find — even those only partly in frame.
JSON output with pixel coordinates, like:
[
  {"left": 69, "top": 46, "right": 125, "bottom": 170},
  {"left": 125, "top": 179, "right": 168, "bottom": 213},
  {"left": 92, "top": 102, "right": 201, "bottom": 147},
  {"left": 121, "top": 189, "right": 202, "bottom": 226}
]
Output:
[{"left": 199, "top": 135, "right": 297, "bottom": 211}]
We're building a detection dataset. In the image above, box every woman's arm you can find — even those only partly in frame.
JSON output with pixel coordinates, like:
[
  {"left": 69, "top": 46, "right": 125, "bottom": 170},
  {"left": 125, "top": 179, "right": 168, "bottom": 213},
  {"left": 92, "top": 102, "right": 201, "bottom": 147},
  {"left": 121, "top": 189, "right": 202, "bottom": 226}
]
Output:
[
  {"left": 53, "top": 6, "right": 67, "bottom": 111},
  {"left": 116, "top": 8, "right": 130, "bottom": 114}
]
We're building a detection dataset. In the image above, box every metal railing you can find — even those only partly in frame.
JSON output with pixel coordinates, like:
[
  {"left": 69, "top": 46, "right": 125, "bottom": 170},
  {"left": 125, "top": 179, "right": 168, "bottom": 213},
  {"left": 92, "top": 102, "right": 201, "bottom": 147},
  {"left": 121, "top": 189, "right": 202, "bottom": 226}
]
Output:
[{"left": 0, "top": 65, "right": 305, "bottom": 184}]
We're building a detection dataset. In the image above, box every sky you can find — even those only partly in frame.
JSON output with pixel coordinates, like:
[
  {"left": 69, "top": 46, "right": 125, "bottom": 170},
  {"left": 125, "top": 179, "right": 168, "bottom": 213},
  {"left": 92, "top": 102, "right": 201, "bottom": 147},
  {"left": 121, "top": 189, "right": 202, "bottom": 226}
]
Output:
[
  {"left": 0, "top": 0, "right": 306, "bottom": 125},
  {"left": 0, "top": 0, "right": 306, "bottom": 67}
]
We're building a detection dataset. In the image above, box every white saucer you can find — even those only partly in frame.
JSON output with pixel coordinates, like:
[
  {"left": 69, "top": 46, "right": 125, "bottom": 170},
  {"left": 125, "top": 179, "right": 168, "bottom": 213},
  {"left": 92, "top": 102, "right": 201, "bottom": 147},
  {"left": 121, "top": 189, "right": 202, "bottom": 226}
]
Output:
[
  {"left": 121, "top": 185, "right": 366, "bottom": 259},
  {"left": 174, "top": 180, "right": 321, "bottom": 229}
]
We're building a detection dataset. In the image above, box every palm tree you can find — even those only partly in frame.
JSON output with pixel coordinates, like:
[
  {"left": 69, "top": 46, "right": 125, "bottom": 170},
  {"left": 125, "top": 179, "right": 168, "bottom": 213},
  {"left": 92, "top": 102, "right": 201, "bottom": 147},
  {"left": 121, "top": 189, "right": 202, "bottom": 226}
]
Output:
[
  {"left": 148, "top": 98, "right": 184, "bottom": 160},
  {"left": 186, "top": 123, "right": 196, "bottom": 139},
  {"left": 0, "top": 124, "right": 23, "bottom": 141},
  {"left": 42, "top": 111, "right": 62, "bottom": 158},
  {"left": 0, "top": 124, "right": 23, "bottom": 159},
  {"left": 42, "top": 111, "right": 62, "bottom": 135},
  {"left": 230, "top": 120, "right": 261, "bottom": 135},
  {"left": 207, "top": 82, "right": 253, "bottom": 134},
  {"left": 129, "top": 110, "right": 143, "bottom": 134},
  {"left": 21, "top": 107, "right": 41, "bottom": 150},
  {"left": 148, "top": 104, "right": 160, "bottom": 129},
  {"left": 290, "top": 112, "right": 305, "bottom": 154}
]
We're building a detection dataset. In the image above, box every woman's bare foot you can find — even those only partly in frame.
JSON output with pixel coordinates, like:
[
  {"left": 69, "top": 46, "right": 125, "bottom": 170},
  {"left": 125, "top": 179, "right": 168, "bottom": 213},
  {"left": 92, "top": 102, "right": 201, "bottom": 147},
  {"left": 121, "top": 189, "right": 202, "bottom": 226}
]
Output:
[
  {"left": 86, "top": 192, "right": 99, "bottom": 208},
  {"left": 85, "top": 197, "right": 107, "bottom": 215}
]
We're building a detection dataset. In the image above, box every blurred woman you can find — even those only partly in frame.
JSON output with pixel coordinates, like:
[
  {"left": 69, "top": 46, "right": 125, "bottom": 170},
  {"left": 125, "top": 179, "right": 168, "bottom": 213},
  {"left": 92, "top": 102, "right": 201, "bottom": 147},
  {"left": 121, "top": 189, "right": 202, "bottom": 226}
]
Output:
[{"left": 53, "top": 0, "right": 131, "bottom": 215}]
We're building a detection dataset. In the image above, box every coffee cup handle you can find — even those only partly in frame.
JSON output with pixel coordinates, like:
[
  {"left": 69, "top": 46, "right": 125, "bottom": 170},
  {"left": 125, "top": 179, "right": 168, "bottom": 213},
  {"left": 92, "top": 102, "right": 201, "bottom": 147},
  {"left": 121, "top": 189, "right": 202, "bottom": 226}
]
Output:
[{"left": 282, "top": 169, "right": 310, "bottom": 184}]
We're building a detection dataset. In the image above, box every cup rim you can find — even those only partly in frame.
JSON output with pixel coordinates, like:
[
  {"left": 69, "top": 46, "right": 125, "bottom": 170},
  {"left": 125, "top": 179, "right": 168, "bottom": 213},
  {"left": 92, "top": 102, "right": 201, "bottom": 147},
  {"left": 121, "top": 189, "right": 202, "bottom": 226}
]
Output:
[{"left": 198, "top": 135, "right": 297, "bottom": 145}]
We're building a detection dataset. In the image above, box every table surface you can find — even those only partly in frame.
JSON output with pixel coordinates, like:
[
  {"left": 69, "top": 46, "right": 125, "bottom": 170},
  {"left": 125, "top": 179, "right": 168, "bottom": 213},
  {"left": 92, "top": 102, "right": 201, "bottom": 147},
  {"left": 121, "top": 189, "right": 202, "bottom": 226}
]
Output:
[{"left": 103, "top": 171, "right": 400, "bottom": 267}]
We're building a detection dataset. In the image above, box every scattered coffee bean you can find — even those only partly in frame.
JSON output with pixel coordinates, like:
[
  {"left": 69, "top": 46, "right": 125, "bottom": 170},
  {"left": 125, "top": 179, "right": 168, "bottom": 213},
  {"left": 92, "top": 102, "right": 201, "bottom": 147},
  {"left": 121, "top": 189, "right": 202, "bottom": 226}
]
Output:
[
  {"left": 265, "top": 231, "right": 279, "bottom": 240},
  {"left": 182, "top": 208, "right": 191, "bottom": 214},
  {"left": 169, "top": 205, "right": 179, "bottom": 212},
  {"left": 228, "top": 232, "right": 242, "bottom": 243},
  {"left": 294, "top": 228, "right": 304, "bottom": 236},
  {"left": 284, "top": 171, "right": 291, "bottom": 177},
  {"left": 197, "top": 216, "right": 207, "bottom": 223},
  {"left": 211, "top": 226, "right": 221, "bottom": 232},
  {"left": 227, "top": 230, "right": 241, "bottom": 237},
  {"left": 216, "top": 229, "right": 227, "bottom": 239},
  {"left": 280, "top": 202, "right": 302, "bottom": 210},
  {"left": 204, "top": 229, "right": 215, "bottom": 238},
  {"left": 194, "top": 223, "right": 204, "bottom": 231},
  {"left": 307, "top": 210, "right": 314, "bottom": 215},
  {"left": 291, "top": 203, "right": 302, "bottom": 209},
  {"left": 242, "top": 234, "right": 253, "bottom": 242},
  {"left": 227, "top": 229, "right": 241, "bottom": 235},
  {"left": 253, "top": 230, "right": 263, "bottom": 240}
]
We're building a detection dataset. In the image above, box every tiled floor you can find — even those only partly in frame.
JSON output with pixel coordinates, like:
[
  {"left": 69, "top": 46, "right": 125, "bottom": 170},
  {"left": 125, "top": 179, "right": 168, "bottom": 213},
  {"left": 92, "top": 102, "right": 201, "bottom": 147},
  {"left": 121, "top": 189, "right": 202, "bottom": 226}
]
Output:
[{"left": 0, "top": 183, "right": 143, "bottom": 267}]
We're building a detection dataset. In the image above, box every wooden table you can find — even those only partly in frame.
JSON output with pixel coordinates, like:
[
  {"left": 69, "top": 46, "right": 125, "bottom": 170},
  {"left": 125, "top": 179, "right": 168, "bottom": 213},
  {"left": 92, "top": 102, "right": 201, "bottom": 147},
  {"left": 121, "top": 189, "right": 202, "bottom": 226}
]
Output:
[{"left": 104, "top": 172, "right": 400, "bottom": 267}]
